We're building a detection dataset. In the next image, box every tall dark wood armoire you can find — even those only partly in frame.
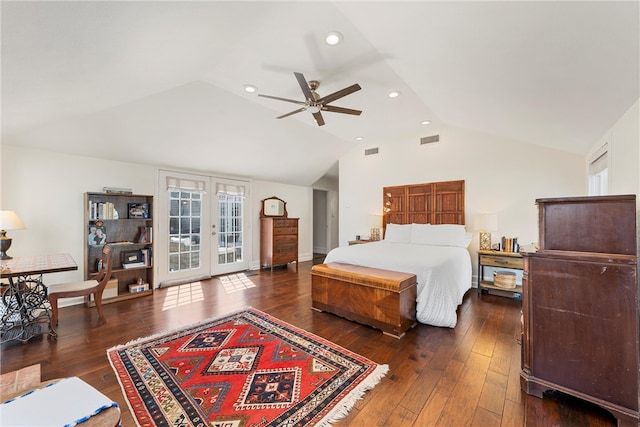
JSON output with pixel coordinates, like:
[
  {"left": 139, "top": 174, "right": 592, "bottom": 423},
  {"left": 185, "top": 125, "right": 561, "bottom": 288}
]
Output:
[{"left": 521, "top": 195, "right": 639, "bottom": 426}]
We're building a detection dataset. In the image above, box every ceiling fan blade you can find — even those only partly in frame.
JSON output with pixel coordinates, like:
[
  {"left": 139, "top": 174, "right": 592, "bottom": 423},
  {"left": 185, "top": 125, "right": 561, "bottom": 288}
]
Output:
[
  {"left": 317, "top": 83, "right": 361, "bottom": 104},
  {"left": 258, "top": 94, "right": 307, "bottom": 106},
  {"left": 312, "top": 111, "right": 325, "bottom": 126},
  {"left": 322, "top": 105, "right": 363, "bottom": 116},
  {"left": 294, "top": 72, "right": 314, "bottom": 101},
  {"left": 276, "top": 108, "right": 307, "bottom": 119}
]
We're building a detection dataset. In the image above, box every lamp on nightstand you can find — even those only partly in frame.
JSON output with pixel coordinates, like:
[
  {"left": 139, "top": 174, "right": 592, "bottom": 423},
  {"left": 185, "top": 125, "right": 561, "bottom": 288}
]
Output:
[
  {"left": 0, "top": 210, "right": 26, "bottom": 260},
  {"left": 474, "top": 214, "right": 497, "bottom": 250}
]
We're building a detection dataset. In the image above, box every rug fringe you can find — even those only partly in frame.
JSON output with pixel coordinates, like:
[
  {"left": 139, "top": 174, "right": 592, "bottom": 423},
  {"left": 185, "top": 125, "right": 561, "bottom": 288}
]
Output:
[{"left": 316, "top": 363, "right": 389, "bottom": 427}]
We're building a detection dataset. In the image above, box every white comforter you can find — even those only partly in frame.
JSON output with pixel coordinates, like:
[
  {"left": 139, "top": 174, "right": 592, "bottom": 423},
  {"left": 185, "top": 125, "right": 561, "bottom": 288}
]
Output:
[{"left": 323, "top": 241, "right": 472, "bottom": 328}]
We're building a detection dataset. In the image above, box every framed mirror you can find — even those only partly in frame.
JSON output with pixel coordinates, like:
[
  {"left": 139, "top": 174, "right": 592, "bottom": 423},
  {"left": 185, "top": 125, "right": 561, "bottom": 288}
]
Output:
[{"left": 260, "top": 196, "right": 288, "bottom": 218}]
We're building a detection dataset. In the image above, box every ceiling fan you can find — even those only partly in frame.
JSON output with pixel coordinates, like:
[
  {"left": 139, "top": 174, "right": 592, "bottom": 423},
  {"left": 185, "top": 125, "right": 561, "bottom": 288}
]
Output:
[{"left": 258, "top": 72, "right": 362, "bottom": 126}]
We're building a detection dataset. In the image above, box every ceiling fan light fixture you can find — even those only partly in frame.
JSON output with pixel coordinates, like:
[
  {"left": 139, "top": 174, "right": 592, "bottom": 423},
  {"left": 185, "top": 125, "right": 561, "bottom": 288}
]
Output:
[
  {"left": 325, "top": 31, "right": 343, "bottom": 46},
  {"left": 308, "top": 105, "right": 321, "bottom": 114},
  {"left": 243, "top": 84, "right": 257, "bottom": 93}
]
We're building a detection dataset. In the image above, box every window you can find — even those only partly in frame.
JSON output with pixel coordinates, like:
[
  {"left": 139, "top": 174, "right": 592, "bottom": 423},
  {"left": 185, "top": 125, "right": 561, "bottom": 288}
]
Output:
[
  {"left": 217, "top": 193, "right": 244, "bottom": 265},
  {"left": 588, "top": 145, "right": 608, "bottom": 196},
  {"left": 168, "top": 191, "right": 202, "bottom": 272}
]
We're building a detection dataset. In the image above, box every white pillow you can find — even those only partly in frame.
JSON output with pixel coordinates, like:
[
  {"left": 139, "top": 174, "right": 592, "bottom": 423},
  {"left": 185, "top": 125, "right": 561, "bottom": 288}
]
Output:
[
  {"left": 411, "top": 224, "right": 469, "bottom": 247},
  {"left": 384, "top": 223, "right": 412, "bottom": 243},
  {"left": 463, "top": 232, "right": 473, "bottom": 248}
]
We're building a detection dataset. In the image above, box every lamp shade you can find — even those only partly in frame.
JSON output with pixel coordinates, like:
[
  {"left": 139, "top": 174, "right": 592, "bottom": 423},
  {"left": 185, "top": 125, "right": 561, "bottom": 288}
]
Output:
[
  {"left": 474, "top": 214, "right": 498, "bottom": 232},
  {"left": 0, "top": 211, "right": 26, "bottom": 231}
]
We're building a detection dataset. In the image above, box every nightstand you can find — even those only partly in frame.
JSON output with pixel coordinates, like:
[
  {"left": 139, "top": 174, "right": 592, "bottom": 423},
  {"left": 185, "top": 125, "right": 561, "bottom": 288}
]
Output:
[{"left": 477, "top": 250, "right": 523, "bottom": 297}]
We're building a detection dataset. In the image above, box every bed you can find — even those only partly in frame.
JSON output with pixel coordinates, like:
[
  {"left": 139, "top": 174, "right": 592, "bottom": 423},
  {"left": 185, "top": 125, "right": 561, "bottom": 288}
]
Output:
[{"left": 323, "top": 180, "right": 472, "bottom": 328}]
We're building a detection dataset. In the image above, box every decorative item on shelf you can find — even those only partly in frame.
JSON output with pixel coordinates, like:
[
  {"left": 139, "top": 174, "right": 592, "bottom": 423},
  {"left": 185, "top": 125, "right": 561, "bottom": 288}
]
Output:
[
  {"left": 494, "top": 270, "right": 517, "bottom": 289},
  {"left": 474, "top": 214, "right": 498, "bottom": 250},
  {"left": 129, "top": 282, "right": 149, "bottom": 293},
  {"left": 122, "top": 250, "right": 144, "bottom": 269},
  {"left": 128, "top": 203, "right": 150, "bottom": 219},
  {"left": 88, "top": 224, "right": 107, "bottom": 246},
  {"left": 0, "top": 210, "right": 26, "bottom": 260}
]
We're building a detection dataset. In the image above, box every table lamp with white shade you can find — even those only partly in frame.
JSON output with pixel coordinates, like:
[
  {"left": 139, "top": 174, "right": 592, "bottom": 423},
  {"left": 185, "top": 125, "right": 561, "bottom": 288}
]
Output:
[
  {"left": 474, "top": 214, "right": 498, "bottom": 250},
  {"left": 0, "top": 210, "right": 26, "bottom": 260}
]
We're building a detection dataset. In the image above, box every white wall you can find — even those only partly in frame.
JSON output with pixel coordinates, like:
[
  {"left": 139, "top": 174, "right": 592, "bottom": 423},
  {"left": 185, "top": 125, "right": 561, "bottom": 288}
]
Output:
[
  {"left": 1, "top": 145, "right": 313, "bottom": 288},
  {"left": 587, "top": 98, "right": 639, "bottom": 197},
  {"left": 338, "top": 123, "right": 586, "bottom": 279},
  {"left": 250, "top": 180, "right": 314, "bottom": 269},
  {"left": 1, "top": 145, "right": 156, "bottom": 287}
]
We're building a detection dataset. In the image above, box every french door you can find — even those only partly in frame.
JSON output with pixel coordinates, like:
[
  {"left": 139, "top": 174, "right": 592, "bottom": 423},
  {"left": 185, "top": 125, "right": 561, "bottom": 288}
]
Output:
[
  {"left": 156, "top": 171, "right": 250, "bottom": 286},
  {"left": 211, "top": 178, "right": 249, "bottom": 276}
]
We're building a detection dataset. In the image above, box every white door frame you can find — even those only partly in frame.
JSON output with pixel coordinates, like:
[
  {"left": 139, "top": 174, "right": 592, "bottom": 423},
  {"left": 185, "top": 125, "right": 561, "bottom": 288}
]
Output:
[
  {"left": 156, "top": 170, "right": 211, "bottom": 287},
  {"left": 210, "top": 177, "right": 251, "bottom": 276}
]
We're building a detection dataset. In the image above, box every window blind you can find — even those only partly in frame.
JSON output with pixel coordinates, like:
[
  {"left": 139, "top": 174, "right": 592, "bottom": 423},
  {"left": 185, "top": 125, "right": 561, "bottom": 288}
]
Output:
[
  {"left": 166, "top": 177, "right": 206, "bottom": 193},
  {"left": 216, "top": 183, "right": 246, "bottom": 197}
]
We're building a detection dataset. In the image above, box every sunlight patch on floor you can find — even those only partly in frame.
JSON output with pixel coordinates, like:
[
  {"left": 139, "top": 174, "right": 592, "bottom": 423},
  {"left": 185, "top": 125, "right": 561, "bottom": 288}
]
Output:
[
  {"left": 219, "top": 273, "right": 256, "bottom": 294},
  {"left": 162, "top": 282, "right": 205, "bottom": 311}
]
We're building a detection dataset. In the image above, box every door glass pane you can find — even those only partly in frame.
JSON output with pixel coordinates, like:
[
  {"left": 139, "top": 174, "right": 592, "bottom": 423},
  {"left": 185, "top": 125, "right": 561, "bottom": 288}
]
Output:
[
  {"left": 169, "top": 191, "right": 201, "bottom": 272},
  {"left": 218, "top": 194, "right": 244, "bottom": 265}
]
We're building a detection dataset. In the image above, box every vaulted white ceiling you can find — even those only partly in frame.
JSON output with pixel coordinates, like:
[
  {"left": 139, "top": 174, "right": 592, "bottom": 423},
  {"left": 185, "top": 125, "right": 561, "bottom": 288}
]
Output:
[{"left": 2, "top": 1, "right": 638, "bottom": 186}]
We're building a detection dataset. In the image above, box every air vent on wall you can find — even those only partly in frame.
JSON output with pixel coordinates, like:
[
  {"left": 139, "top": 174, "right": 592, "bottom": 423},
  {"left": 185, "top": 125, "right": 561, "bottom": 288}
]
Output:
[
  {"left": 420, "top": 134, "right": 440, "bottom": 145},
  {"left": 364, "top": 147, "right": 379, "bottom": 156}
]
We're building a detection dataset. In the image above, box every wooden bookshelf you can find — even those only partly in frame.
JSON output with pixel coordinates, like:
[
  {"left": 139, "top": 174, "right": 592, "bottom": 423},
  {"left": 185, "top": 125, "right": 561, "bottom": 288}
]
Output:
[{"left": 84, "top": 192, "right": 154, "bottom": 306}]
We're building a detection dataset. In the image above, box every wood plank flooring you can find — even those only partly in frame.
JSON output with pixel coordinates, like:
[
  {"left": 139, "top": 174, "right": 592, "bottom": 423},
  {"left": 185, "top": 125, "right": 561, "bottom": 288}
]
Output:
[{"left": 1, "top": 261, "right": 618, "bottom": 426}]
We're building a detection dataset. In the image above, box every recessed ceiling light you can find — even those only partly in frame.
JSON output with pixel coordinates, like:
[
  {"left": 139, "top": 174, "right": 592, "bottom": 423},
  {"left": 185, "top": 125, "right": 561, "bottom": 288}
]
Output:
[
  {"left": 355, "top": 136, "right": 364, "bottom": 141},
  {"left": 422, "top": 120, "right": 431, "bottom": 125},
  {"left": 243, "top": 84, "right": 257, "bottom": 93},
  {"left": 388, "top": 91, "right": 401, "bottom": 98},
  {"left": 325, "top": 31, "right": 343, "bottom": 46}
]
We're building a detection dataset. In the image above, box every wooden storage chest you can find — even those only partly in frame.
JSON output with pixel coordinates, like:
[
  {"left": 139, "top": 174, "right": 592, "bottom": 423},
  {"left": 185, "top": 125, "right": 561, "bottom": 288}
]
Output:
[{"left": 311, "top": 263, "right": 417, "bottom": 339}]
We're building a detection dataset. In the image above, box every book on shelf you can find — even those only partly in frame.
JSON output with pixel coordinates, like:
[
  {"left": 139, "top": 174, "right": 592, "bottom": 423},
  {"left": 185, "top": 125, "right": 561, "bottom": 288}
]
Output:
[
  {"left": 501, "top": 236, "right": 519, "bottom": 253},
  {"left": 140, "top": 247, "right": 152, "bottom": 267},
  {"left": 137, "top": 226, "right": 152, "bottom": 244},
  {"left": 89, "top": 201, "right": 119, "bottom": 220}
]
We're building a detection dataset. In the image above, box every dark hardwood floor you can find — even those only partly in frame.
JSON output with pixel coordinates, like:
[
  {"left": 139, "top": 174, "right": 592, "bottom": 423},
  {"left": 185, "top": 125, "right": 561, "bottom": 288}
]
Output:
[{"left": 1, "top": 261, "right": 618, "bottom": 426}]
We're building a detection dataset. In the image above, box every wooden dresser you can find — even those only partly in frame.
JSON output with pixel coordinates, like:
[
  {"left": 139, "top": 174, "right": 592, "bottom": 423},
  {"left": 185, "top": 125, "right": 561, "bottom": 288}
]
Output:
[
  {"left": 521, "top": 195, "right": 638, "bottom": 426},
  {"left": 260, "top": 217, "right": 299, "bottom": 271}
]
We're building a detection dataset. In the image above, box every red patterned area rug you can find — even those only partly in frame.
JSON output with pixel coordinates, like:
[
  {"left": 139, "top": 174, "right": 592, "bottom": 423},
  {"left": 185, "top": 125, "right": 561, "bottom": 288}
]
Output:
[{"left": 107, "top": 307, "right": 388, "bottom": 426}]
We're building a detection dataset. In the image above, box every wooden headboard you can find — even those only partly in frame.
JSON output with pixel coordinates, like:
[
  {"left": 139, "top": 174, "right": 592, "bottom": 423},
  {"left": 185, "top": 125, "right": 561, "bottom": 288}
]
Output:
[{"left": 382, "top": 180, "right": 465, "bottom": 235}]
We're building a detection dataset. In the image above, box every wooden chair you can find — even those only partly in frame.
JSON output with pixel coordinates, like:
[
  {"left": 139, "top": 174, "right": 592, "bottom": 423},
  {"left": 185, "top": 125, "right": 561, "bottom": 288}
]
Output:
[{"left": 47, "top": 245, "right": 113, "bottom": 338}]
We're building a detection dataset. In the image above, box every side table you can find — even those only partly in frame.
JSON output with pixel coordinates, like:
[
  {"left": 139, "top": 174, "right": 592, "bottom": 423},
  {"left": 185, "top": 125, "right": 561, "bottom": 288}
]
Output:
[{"left": 477, "top": 250, "right": 523, "bottom": 297}]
